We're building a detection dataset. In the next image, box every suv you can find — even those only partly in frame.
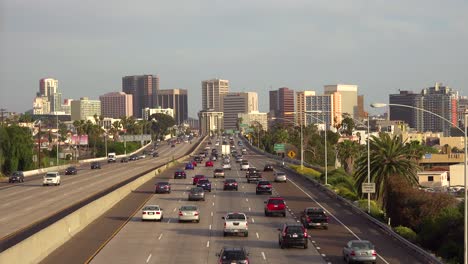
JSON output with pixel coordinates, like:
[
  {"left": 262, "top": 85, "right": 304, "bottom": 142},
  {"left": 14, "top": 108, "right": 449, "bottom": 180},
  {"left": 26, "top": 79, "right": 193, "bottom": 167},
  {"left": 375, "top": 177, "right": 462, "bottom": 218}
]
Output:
[
  {"left": 9, "top": 171, "right": 24, "bottom": 183},
  {"left": 263, "top": 164, "right": 274, "bottom": 171},
  {"left": 300, "top": 207, "right": 329, "bottom": 229},
  {"left": 256, "top": 180, "right": 273, "bottom": 194},
  {"left": 264, "top": 197, "right": 286, "bottom": 217},
  {"left": 278, "top": 223, "right": 309, "bottom": 249},
  {"left": 65, "top": 166, "right": 78, "bottom": 175},
  {"left": 90, "top": 162, "right": 101, "bottom": 169},
  {"left": 216, "top": 247, "right": 249, "bottom": 264},
  {"left": 222, "top": 212, "right": 248, "bottom": 237},
  {"left": 43, "top": 172, "right": 61, "bottom": 186},
  {"left": 213, "top": 168, "right": 225, "bottom": 178},
  {"left": 240, "top": 160, "right": 249, "bottom": 171}
]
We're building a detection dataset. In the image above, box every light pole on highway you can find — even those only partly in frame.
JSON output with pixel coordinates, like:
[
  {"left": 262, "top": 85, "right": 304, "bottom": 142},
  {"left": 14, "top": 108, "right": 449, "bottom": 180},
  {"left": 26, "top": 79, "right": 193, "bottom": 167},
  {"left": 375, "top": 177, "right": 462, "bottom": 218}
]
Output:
[
  {"left": 304, "top": 112, "right": 328, "bottom": 185},
  {"left": 371, "top": 102, "right": 467, "bottom": 263}
]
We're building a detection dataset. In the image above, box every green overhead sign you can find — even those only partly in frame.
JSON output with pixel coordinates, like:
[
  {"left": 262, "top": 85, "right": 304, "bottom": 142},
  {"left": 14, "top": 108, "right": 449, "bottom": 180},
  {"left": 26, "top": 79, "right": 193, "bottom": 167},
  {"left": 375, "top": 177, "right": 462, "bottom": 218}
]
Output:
[
  {"left": 274, "top": 143, "right": 285, "bottom": 153},
  {"left": 240, "top": 123, "right": 249, "bottom": 128}
]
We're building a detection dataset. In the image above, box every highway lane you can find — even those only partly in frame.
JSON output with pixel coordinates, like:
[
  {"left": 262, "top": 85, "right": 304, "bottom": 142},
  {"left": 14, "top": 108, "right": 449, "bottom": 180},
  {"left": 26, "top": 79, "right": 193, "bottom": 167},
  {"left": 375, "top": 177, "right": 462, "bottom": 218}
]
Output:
[
  {"left": 90, "top": 142, "right": 326, "bottom": 264},
  {"left": 0, "top": 139, "right": 201, "bottom": 241},
  {"left": 246, "top": 151, "right": 426, "bottom": 264}
]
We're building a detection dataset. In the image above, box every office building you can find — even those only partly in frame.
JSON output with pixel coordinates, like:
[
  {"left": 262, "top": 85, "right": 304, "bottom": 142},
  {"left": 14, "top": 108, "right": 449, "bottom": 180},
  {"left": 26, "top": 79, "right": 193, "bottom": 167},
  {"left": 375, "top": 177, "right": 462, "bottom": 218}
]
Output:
[
  {"left": 122, "top": 75, "right": 160, "bottom": 118},
  {"left": 296, "top": 91, "right": 316, "bottom": 126},
  {"left": 201, "top": 79, "right": 229, "bottom": 112},
  {"left": 269, "top": 87, "right": 295, "bottom": 125},
  {"left": 142, "top": 107, "right": 174, "bottom": 120},
  {"left": 36, "top": 78, "right": 61, "bottom": 114},
  {"left": 185, "top": 117, "right": 199, "bottom": 130},
  {"left": 71, "top": 97, "right": 101, "bottom": 121},
  {"left": 32, "top": 96, "right": 50, "bottom": 115},
  {"left": 389, "top": 90, "right": 424, "bottom": 131},
  {"left": 324, "top": 84, "right": 358, "bottom": 118},
  {"left": 357, "top": 95, "right": 368, "bottom": 120},
  {"left": 238, "top": 111, "right": 268, "bottom": 131},
  {"left": 39, "top": 78, "right": 58, "bottom": 97},
  {"left": 61, "top": 99, "right": 73, "bottom": 115},
  {"left": 100, "top": 92, "right": 133, "bottom": 118},
  {"left": 158, "top": 89, "right": 188, "bottom": 125},
  {"left": 305, "top": 92, "right": 342, "bottom": 130},
  {"left": 222, "top": 92, "right": 258, "bottom": 129},
  {"left": 198, "top": 110, "right": 224, "bottom": 136}
]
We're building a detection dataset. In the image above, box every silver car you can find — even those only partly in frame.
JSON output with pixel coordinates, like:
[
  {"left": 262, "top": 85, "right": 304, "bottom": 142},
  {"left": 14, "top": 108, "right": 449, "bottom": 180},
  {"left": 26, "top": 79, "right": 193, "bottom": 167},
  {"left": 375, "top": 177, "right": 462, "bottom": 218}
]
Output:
[
  {"left": 188, "top": 187, "right": 205, "bottom": 201},
  {"left": 178, "top": 205, "right": 200, "bottom": 223},
  {"left": 342, "top": 240, "right": 377, "bottom": 263},
  {"left": 274, "top": 171, "right": 287, "bottom": 182}
]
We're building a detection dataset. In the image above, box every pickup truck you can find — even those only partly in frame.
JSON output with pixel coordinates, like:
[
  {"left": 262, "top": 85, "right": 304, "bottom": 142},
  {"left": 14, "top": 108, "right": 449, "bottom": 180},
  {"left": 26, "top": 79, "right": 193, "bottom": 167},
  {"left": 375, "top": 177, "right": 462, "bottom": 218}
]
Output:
[
  {"left": 222, "top": 212, "right": 248, "bottom": 237},
  {"left": 300, "top": 207, "right": 329, "bottom": 229},
  {"left": 247, "top": 172, "right": 262, "bottom": 183}
]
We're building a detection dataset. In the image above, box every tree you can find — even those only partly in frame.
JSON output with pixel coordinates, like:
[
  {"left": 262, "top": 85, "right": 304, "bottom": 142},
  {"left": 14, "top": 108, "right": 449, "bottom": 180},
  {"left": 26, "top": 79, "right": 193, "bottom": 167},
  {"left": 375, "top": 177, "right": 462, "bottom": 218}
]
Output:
[
  {"left": 353, "top": 133, "right": 420, "bottom": 209},
  {"left": 340, "top": 114, "right": 355, "bottom": 136},
  {"left": 149, "top": 113, "right": 176, "bottom": 137},
  {"left": 0, "top": 125, "right": 34, "bottom": 174},
  {"left": 336, "top": 140, "right": 362, "bottom": 174}
]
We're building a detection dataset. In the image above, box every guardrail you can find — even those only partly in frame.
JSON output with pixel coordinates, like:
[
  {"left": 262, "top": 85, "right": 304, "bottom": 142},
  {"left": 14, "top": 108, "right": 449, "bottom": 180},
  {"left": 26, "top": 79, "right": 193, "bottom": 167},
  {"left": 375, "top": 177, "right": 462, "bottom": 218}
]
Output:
[
  {"left": 0, "top": 137, "right": 206, "bottom": 264},
  {"left": 241, "top": 136, "right": 444, "bottom": 264}
]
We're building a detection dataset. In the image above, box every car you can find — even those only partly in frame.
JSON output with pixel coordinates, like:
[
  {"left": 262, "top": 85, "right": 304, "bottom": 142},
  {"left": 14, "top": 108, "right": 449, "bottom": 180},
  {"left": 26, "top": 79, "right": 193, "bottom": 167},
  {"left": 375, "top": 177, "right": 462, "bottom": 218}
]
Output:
[
  {"left": 278, "top": 223, "right": 309, "bottom": 249},
  {"left": 301, "top": 207, "right": 329, "bottom": 229},
  {"left": 185, "top": 162, "right": 195, "bottom": 170},
  {"left": 174, "top": 170, "right": 187, "bottom": 179},
  {"left": 120, "top": 157, "right": 129, "bottom": 163},
  {"left": 216, "top": 247, "right": 249, "bottom": 264},
  {"left": 141, "top": 205, "right": 163, "bottom": 221},
  {"left": 188, "top": 187, "right": 205, "bottom": 201},
  {"left": 197, "top": 179, "right": 212, "bottom": 192},
  {"left": 211, "top": 155, "right": 217, "bottom": 161},
  {"left": 138, "top": 154, "right": 146, "bottom": 159},
  {"left": 107, "top": 152, "right": 117, "bottom": 163},
  {"left": 256, "top": 180, "right": 273, "bottom": 194},
  {"left": 222, "top": 162, "right": 232, "bottom": 170},
  {"left": 264, "top": 164, "right": 274, "bottom": 172},
  {"left": 192, "top": 175, "right": 206, "bottom": 185},
  {"left": 215, "top": 141, "right": 220, "bottom": 146},
  {"left": 129, "top": 154, "right": 138, "bottom": 161},
  {"left": 152, "top": 152, "right": 159, "bottom": 157},
  {"left": 205, "top": 160, "right": 214, "bottom": 167},
  {"left": 213, "top": 168, "right": 225, "bottom": 178},
  {"left": 9, "top": 171, "right": 24, "bottom": 183},
  {"left": 194, "top": 156, "right": 203, "bottom": 163},
  {"left": 207, "top": 141, "right": 212, "bottom": 145},
  {"left": 191, "top": 160, "right": 198, "bottom": 167},
  {"left": 171, "top": 144, "right": 176, "bottom": 148},
  {"left": 245, "top": 167, "right": 259, "bottom": 177},
  {"left": 43, "top": 172, "right": 61, "bottom": 186},
  {"left": 264, "top": 197, "right": 286, "bottom": 217},
  {"left": 235, "top": 155, "right": 243, "bottom": 163},
  {"left": 274, "top": 171, "right": 287, "bottom": 183},
  {"left": 240, "top": 160, "right": 249, "bottom": 171},
  {"left": 155, "top": 182, "right": 171, "bottom": 194},
  {"left": 178, "top": 205, "right": 200, "bottom": 223},
  {"left": 223, "top": 212, "right": 248, "bottom": 237},
  {"left": 223, "top": 179, "right": 238, "bottom": 191},
  {"left": 342, "top": 240, "right": 377, "bottom": 263},
  {"left": 65, "top": 166, "right": 78, "bottom": 175},
  {"left": 90, "top": 162, "right": 101, "bottom": 169}
]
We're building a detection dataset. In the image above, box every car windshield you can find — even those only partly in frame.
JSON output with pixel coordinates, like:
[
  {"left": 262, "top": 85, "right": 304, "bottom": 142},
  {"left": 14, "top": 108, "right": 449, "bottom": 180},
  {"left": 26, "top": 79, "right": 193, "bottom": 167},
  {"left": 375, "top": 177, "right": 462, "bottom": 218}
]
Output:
[
  {"left": 157, "top": 182, "right": 169, "bottom": 186},
  {"left": 222, "top": 250, "right": 246, "bottom": 260},
  {"left": 198, "top": 180, "right": 209, "bottom": 184},
  {"left": 226, "top": 213, "right": 246, "bottom": 220},
  {"left": 12, "top": 172, "right": 22, "bottom": 176},
  {"left": 143, "top": 206, "right": 159, "bottom": 211},
  {"left": 276, "top": 172, "right": 286, "bottom": 176},
  {"left": 351, "top": 242, "right": 374, "bottom": 250},
  {"left": 258, "top": 181, "right": 270, "bottom": 185},
  {"left": 215, "top": 169, "right": 223, "bottom": 172},
  {"left": 226, "top": 179, "right": 236, "bottom": 183},
  {"left": 268, "top": 199, "right": 284, "bottom": 205},
  {"left": 306, "top": 209, "right": 325, "bottom": 216},
  {"left": 241, "top": 161, "right": 248, "bottom": 165},
  {"left": 46, "top": 173, "right": 57, "bottom": 177},
  {"left": 181, "top": 206, "right": 198, "bottom": 211},
  {"left": 191, "top": 188, "right": 204, "bottom": 193},
  {"left": 286, "top": 226, "right": 303, "bottom": 234}
]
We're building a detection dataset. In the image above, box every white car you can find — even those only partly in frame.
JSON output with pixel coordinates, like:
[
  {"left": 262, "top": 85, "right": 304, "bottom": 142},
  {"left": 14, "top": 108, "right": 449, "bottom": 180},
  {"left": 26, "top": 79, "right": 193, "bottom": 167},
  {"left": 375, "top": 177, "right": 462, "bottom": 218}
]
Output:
[
  {"left": 240, "top": 160, "right": 249, "bottom": 171},
  {"left": 138, "top": 154, "right": 146, "bottom": 159},
  {"left": 215, "top": 142, "right": 220, "bottom": 146},
  {"left": 223, "top": 212, "right": 248, "bottom": 237},
  {"left": 141, "top": 205, "right": 163, "bottom": 221},
  {"left": 43, "top": 172, "right": 61, "bottom": 186},
  {"left": 274, "top": 171, "right": 287, "bottom": 182},
  {"left": 223, "top": 162, "right": 232, "bottom": 170},
  {"left": 178, "top": 205, "right": 200, "bottom": 223}
]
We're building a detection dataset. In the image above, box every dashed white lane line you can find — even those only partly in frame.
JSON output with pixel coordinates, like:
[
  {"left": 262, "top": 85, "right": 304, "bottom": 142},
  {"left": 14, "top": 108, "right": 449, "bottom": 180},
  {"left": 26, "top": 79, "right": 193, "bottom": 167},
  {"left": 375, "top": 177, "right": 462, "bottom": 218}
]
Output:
[
  {"left": 251, "top": 218, "right": 255, "bottom": 223},
  {"left": 173, "top": 207, "right": 177, "bottom": 212},
  {"left": 167, "top": 219, "right": 171, "bottom": 223},
  {"left": 316, "top": 247, "right": 321, "bottom": 250},
  {"left": 212, "top": 202, "right": 215, "bottom": 206},
  {"left": 146, "top": 254, "right": 152, "bottom": 263},
  {"left": 261, "top": 252, "right": 266, "bottom": 260},
  {"left": 206, "top": 241, "right": 210, "bottom": 247},
  {"left": 183, "top": 192, "right": 186, "bottom": 195},
  {"left": 209, "top": 224, "right": 212, "bottom": 230},
  {"left": 211, "top": 212, "right": 213, "bottom": 217},
  {"left": 256, "top": 232, "right": 259, "bottom": 239},
  {"left": 213, "top": 194, "right": 216, "bottom": 197},
  {"left": 248, "top": 207, "right": 251, "bottom": 211},
  {"left": 158, "top": 234, "right": 163, "bottom": 240},
  {"left": 245, "top": 198, "right": 248, "bottom": 202}
]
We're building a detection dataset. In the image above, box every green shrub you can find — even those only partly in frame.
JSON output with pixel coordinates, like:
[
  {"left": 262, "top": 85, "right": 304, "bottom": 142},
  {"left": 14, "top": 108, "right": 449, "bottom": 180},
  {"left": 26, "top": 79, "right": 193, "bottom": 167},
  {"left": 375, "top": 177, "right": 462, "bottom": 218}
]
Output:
[
  {"left": 394, "top": 226, "right": 418, "bottom": 242},
  {"left": 290, "top": 165, "right": 321, "bottom": 179},
  {"left": 335, "top": 186, "right": 358, "bottom": 201},
  {"left": 356, "top": 200, "right": 385, "bottom": 221}
]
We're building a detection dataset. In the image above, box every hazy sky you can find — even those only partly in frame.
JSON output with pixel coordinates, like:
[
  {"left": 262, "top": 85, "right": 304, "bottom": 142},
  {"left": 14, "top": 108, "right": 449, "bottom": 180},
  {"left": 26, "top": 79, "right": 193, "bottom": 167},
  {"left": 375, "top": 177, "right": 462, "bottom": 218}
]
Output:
[{"left": 1, "top": 0, "right": 467, "bottom": 117}]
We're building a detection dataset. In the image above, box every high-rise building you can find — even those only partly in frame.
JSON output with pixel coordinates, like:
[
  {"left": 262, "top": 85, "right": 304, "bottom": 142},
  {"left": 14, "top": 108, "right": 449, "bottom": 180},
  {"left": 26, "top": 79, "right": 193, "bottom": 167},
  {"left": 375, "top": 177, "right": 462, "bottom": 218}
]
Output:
[
  {"left": 305, "top": 92, "right": 342, "bottom": 129},
  {"left": 389, "top": 83, "right": 459, "bottom": 135},
  {"left": 61, "top": 99, "right": 73, "bottom": 115},
  {"left": 324, "top": 84, "right": 358, "bottom": 118},
  {"left": 39, "top": 78, "right": 58, "bottom": 97},
  {"left": 49, "top": 92, "right": 62, "bottom": 113},
  {"left": 142, "top": 107, "right": 174, "bottom": 120},
  {"left": 201, "top": 79, "right": 229, "bottom": 112},
  {"left": 458, "top": 96, "right": 468, "bottom": 127},
  {"left": 222, "top": 92, "right": 258, "bottom": 129},
  {"left": 122, "top": 75, "right": 160, "bottom": 118},
  {"left": 71, "top": 97, "right": 101, "bottom": 121},
  {"left": 357, "top": 95, "right": 368, "bottom": 120},
  {"left": 269, "top": 87, "right": 295, "bottom": 124},
  {"left": 158, "top": 89, "right": 188, "bottom": 125},
  {"left": 198, "top": 110, "right": 224, "bottom": 136},
  {"left": 99, "top": 92, "right": 133, "bottom": 118},
  {"left": 32, "top": 96, "right": 50, "bottom": 115},
  {"left": 296, "top": 91, "right": 316, "bottom": 126},
  {"left": 37, "top": 78, "right": 61, "bottom": 113}
]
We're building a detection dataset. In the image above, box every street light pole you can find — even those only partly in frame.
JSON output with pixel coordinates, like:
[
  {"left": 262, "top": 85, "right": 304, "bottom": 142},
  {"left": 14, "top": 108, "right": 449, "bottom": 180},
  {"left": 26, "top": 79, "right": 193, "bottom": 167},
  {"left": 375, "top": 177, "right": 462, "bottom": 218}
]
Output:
[
  {"left": 367, "top": 114, "right": 371, "bottom": 214},
  {"left": 56, "top": 114, "right": 59, "bottom": 166}
]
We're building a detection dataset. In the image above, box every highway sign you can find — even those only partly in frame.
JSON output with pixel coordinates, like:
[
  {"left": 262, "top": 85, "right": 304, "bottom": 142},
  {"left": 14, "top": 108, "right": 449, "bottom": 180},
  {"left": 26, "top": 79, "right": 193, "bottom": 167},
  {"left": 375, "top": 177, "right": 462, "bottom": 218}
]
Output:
[
  {"left": 245, "top": 128, "right": 254, "bottom": 133},
  {"left": 362, "top": 183, "right": 376, "bottom": 193},
  {"left": 225, "top": 129, "right": 234, "bottom": 134},
  {"left": 240, "top": 123, "right": 249, "bottom": 128},
  {"left": 274, "top": 143, "right": 285, "bottom": 153},
  {"left": 288, "top": 150, "right": 296, "bottom": 159},
  {"left": 119, "top": 134, "right": 151, "bottom": 142}
]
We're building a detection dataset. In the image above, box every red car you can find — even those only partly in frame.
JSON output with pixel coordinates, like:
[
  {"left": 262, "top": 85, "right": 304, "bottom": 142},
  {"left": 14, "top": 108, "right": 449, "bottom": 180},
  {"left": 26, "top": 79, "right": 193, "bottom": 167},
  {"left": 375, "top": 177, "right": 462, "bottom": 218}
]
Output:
[
  {"left": 192, "top": 175, "right": 206, "bottom": 185},
  {"left": 264, "top": 196, "right": 286, "bottom": 217},
  {"left": 205, "top": 160, "right": 214, "bottom": 167},
  {"left": 191, "top": 160, "right": 197, "bottom": 167}
]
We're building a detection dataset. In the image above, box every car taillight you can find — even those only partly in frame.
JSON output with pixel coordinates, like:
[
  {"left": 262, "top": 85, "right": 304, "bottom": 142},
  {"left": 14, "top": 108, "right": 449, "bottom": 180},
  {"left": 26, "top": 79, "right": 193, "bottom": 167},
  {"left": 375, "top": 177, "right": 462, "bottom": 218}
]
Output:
[
  {"left": 142, "top": 212, "right": 147, "bottom": 214},
  {"left": 350, "top": 251, "right": 356, "bottom": 256},
  {"left": 306, "top": 216, "right": 311, "bottom": 222},
  {"left": 267, "top": 184, "right": 272, "bottom": 188},
  {"left": 156, "top": 212, "right": 160, "bottom": 214},
  {"left": 372, "top": 250, "right": 377, "bottom": 256},
  {"left": 179, "top": 211, "right": 183, "bottom": 216},
  {"left": 224, "top": 223, "right": 226, "bottom": 228},
  {"left": 194, "top": 212, "right": 199, "bottom": 216},
  {"left": 303, "top": 229, "right": 308, "bottom": 237},
  {"left": 234, "top": 182, "right": 238, "bottom": 185}
]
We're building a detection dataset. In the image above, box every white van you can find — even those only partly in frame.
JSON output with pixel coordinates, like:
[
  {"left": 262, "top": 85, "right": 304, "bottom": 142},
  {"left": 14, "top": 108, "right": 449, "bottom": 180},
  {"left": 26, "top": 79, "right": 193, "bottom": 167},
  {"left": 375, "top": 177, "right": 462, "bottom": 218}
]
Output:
[
  {"left": 107, "top": 152, "right": 117, "bottom": 163},
  {"left": 43, "top": 172, "right": 61, "bottom": 186}
]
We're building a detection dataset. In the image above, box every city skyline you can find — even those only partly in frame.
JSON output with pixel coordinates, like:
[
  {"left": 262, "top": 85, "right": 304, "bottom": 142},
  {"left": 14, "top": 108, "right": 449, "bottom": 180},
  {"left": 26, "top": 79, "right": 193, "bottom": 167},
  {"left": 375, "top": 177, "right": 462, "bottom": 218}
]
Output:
[{"left": 1, "top": 1, "right": 467, "bottom": 116}]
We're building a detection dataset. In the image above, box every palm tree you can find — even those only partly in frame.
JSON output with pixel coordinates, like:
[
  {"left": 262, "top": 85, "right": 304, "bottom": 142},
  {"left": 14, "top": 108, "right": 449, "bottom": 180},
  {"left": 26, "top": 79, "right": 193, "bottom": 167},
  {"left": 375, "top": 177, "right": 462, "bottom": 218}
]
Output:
[
  {"left": 354, "top": 133, "right": 420, "bottom": 209},
  {"left": 336, "top": 139, "right": 362, "bottom": 174}
]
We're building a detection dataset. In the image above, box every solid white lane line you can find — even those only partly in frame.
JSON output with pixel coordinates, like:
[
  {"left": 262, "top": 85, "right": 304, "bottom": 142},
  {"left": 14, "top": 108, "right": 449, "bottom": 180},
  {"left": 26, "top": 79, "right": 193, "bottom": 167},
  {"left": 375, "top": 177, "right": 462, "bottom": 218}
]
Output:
[
  {"left": 146, "top": 254, "right": 152, "bottom": 263},
  {"left": 158, "top": 234, "right": 163, "bottom": 240},
  {"left": 287, "top": 177, "right": 390, "bottom": 264},
  {"left": 256, "top": 232, "right": 259, "bottom": 239},
  {"left": 206, "top": 241, "right": 210, "bottom": 247},
  {"left": 261, "top": 252, "right": 266, "bottom": 260}
]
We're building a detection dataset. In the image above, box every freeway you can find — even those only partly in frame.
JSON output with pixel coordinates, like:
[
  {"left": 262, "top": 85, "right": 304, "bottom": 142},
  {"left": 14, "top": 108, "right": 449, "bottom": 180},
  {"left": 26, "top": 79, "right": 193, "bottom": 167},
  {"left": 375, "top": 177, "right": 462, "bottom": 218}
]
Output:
[{"left": 0, "top": 138, "right": 200, "bottom": 243}]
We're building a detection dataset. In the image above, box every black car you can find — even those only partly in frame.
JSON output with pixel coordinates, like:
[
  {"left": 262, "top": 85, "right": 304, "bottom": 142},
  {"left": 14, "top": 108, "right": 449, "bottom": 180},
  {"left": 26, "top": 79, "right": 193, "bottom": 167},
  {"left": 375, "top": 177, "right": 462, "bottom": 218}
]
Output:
[
  {"left": 256, "top": 180, "right": 273, "bottom": 194},
  {"left": 9, "top": 171, "right": 25, "bottom": 183},
  {"left": 171, "top": 144, "right": 176, "bottom": 148},
  {"left": 264, "top": 164, "right": 274, "bottom": 171},
  {"left": 129, "top": 155, "right": 138, "bottom": 161},
  {"left": 65, "top": 166, "right": 78, "bottom": 175},
  {"left": 90, "top": 162, "right": 101, "bottom": 169},
  {"left": 278, "top": 223, "right": 308, "bottom": 249},
  {"left": 155, "top": 182, "right": 171, "bottom": 194},
  {"left": 197, "top": 179, "right": 212, "bottom": 192},
  {"left": 174, "top": 170, "right": 187, "bottom": 179},
  {"left": 194, "top": 156, "right": 203, "bottom": 163},
  {"left": 223, "top": 179, "right": 238, "bottom": 191},
  {"left": 120, "top": 157, "right": 129, "bottom": 163},
  {"left": 216, "top": 247, "right": 249, "bottom": 264},
  {"left": 152, "top": 152, "right": 159, "bottom": 157}
]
